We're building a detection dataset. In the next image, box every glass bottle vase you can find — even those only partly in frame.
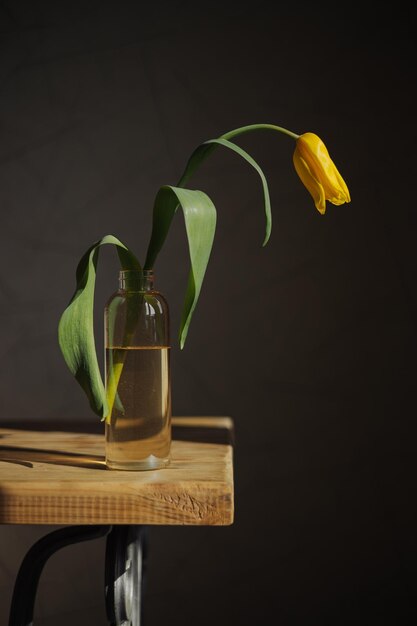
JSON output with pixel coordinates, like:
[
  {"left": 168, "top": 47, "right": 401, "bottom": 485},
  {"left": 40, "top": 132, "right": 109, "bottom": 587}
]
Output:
[{"left": 104, "top": 269, "right": 171, "bottom": 470}]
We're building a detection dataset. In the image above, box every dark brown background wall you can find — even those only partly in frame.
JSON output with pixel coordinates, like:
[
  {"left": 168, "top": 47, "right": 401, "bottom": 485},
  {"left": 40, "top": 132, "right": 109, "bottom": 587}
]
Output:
[{"left": 1, "top": 1, "right": 416, "bottom": 624}]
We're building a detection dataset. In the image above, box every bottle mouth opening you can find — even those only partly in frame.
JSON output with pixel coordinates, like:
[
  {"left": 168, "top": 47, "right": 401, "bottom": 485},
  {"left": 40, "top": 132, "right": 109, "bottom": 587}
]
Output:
[
  {"left": 119, "top": 269, "right": 154, "bottom": 291},
  {"left": 119, "top": 269, "right": 153, "bottom": 277}
]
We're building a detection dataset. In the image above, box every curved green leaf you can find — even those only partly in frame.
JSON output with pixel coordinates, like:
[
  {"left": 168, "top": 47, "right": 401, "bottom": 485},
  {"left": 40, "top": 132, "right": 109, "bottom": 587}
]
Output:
[
  {"left": 176, "top": 123, "right": 297, "bottom": 189},
  {"left": 176, "top": 122, "right": 297, "bottom": 187},
  {"left": 145, "top": 186, "right": 217, "bottom": 349},
  {"left": 58, "top": 235, "right": 141, "bottom": 419},
  {"left": 175, "top": 136, "right": 274, "bottom": 246},
  {"left": 205, "top": 138, "right": 271, "bottom": 245},
  {"left": 144, "top": 133, "right": 279, "bottom": 350}
]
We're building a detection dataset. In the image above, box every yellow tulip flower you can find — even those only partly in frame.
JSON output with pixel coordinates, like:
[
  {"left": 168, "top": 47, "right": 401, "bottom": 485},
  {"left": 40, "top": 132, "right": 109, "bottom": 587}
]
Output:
[{"left": 293, "top": 132, "right": 351, "bottom": 214}]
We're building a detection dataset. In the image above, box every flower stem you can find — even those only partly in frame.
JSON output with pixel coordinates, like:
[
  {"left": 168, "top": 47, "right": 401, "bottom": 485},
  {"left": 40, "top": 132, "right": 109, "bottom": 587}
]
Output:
[{"left": 221, "top": 124, "right": 300, "bottom": 141}]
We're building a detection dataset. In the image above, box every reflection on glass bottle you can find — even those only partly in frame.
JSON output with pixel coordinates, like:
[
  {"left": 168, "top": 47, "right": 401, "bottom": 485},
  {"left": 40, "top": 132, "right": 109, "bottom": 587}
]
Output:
[{"left": 105, "top": 270, "right": 171, "bottom": 470}]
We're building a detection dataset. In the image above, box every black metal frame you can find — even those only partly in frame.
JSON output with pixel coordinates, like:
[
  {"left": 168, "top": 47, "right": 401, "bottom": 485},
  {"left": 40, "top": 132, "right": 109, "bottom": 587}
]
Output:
[
  {"left": 8, "top": 524, "right": 148, "bottom": 626},
  {"left": 105, "top": 525, "right": 148, "bottom": 626}
]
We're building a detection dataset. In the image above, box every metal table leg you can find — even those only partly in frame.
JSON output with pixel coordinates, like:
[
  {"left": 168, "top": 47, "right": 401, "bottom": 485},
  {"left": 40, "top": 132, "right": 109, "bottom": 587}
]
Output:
[
  {"left": 105, "top": 525, "right": 148, "bottom": 626},
  {"left": 8, "top": 525, "right": 112, "bottom": 626}
]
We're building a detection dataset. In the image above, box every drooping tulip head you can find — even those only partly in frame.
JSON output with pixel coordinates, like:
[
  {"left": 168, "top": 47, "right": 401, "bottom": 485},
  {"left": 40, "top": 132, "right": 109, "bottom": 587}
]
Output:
[{"left": 293, "top": 132, "right": 351, "bottom": 214}]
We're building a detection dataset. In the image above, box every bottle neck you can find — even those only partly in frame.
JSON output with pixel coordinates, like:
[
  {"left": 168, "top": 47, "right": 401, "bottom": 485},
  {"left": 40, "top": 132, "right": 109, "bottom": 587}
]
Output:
[{"left": 119, "top": 270, "right": 154, "bottom": 292}]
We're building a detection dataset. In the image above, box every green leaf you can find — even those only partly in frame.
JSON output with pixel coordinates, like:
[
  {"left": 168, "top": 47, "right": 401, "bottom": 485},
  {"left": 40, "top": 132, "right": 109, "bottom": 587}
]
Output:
[
  {"left": 175, "top": 122, "right": 298, "bottom": 190},
  {"left": 144, "top": 133, "right": 278, "bottom": 350},
  {"left": 175, "top": 136, "right": 272, "bottom": 246},
  {"left": 144, "top": 186, "right": 217, "bottom": 349},
  {"left": 58, "top": 235, "right": 141, "bottom": 419},
  {"left": 206, "top": 138, "right": 271, "bottom": 245}
]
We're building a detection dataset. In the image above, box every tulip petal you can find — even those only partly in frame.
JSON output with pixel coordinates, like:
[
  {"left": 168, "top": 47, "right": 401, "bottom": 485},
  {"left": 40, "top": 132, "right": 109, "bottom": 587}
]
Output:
[
  {"left": 293, "top": 151, "right": 326, "bottom": 214},
  {"left": 297, "top": 133, "right": 350, "bottom": 206},
  {"left": 334, "top": 169, "right": 351, "bottom": 203}
]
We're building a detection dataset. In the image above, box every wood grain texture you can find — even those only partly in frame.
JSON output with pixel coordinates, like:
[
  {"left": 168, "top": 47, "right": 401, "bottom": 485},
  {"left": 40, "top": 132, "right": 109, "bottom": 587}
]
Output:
[{"left": 0, "top": 417, "right": 234, "bottom": 526}]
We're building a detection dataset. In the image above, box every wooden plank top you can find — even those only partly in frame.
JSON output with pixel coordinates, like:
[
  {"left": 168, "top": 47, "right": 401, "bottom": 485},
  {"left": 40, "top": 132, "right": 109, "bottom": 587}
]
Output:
[{"left": 0, "top": 417, "right": 234, "bottom": 526}]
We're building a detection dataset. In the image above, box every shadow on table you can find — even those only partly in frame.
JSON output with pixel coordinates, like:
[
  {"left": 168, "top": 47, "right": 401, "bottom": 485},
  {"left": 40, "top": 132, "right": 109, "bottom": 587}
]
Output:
[{"left": 0, "top": 445, "right": 105, "bottom": 470}]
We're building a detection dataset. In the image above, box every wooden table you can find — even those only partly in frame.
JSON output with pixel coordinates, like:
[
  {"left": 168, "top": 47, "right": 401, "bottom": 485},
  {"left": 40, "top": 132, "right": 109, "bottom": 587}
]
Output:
[{"left": 0, "top": 416, "right": 234, "bottom": 625}]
